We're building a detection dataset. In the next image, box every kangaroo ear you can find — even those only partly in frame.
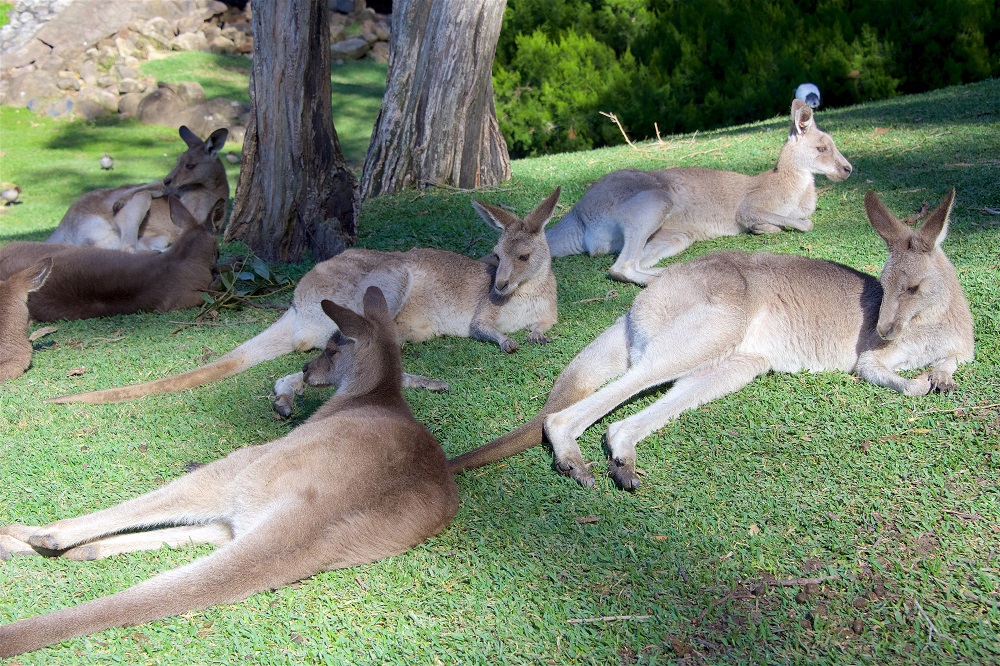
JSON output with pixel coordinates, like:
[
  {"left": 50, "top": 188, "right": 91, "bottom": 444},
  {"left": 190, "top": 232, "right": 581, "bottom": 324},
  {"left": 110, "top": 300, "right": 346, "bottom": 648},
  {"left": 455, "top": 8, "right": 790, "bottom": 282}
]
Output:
[
  {"left": 22, "top": 257, "right": 53, "bottom": 292},
  {"left": 208, "top": 198, "right": 228, "bottom": 232},
  {"left": 916, "top": 188, "right": 955, "bottom": 250},
  {"left": 362, "top": 285, "right": 390, "bottom": 319},
  {"left": 178, "top": 125, "right": 201, "bottom": 149},
  {"left": 522, "top": 187, "right": 561, "bottom": 234},
  {"left": 790, "top": 99, "right": 814, "bottom": 137},
  {"left": 471, "top": 199, "right": 519, "bottom": 231},
  {"left": 320, "top": 299, "right": 370, "bottom": 340},
  {"left": 167, "top": 196, "right": 199, "bottom": 230},
  {"left": 205, "top": 128, "right": 229, "bottom": 155},
  {"left": 865, "top": 190, "right": 908, "bottom": 247}
]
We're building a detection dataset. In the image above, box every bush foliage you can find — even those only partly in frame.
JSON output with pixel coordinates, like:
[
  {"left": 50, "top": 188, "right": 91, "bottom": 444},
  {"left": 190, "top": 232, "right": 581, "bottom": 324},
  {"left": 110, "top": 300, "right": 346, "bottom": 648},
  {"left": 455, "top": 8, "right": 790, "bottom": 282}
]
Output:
[{"left": 495, "top": 0, "right": 1000, "bottom": 156}]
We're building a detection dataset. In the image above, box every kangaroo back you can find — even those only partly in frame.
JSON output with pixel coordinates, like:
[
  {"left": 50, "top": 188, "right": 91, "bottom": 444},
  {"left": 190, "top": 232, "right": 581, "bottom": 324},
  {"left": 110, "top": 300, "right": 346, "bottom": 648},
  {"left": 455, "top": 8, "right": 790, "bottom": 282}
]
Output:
[
  {"left": 0, "top": 259, "right": 52, "bottom": 382},
  {"left": 0, "top": 287, "right": 457, "bottom": 657}
]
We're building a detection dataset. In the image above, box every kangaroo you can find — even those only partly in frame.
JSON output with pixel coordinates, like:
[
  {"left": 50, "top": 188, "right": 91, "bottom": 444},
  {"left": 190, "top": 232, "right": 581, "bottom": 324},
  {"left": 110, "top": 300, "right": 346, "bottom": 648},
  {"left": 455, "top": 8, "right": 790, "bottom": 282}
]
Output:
[
  {"left": 0, "top": 197, "right": 221, "bottom": 322},
  {"left": 451, "top": 190, "right": 974, "bottom": 489},
  {"left": 47, "top": 126, "right": 229, "bottom": 253},
  {"left": 0, "top": 287, "right": 459, "bottom": 657},
  {"left": 48, "top": 188, "right": 562, "bottom": 414},
  {"left": 0, "top": 259, "right": 52, "bottom": 382},
  {"left": 546, "top": 99, "right": 853, "bottom": 285}
]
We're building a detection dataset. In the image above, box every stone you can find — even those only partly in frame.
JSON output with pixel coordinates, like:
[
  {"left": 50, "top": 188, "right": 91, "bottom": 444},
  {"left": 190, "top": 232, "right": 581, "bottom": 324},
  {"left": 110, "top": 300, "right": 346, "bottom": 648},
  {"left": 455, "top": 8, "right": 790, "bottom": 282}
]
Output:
[
  {"left": 171, "top": 31, "right": 209, "bottom": 52},
  {"left": 80, "top": 86, "right": 121, "bottom": 112},
  {"left": 209, "top": 35, "right": 237, "bottom": 55},
  {"left": 368, "top": 41, "right": 390, "bottom": 63},
  {"left": 118, "top": 78, "right": 147, "bottom": 94},
  {"left": 97, "top": 75, "right": 119, "bottom": 87},
  {"left": 330, "top": 36, "right": 370, "bottom": 60},
  {"left": 374, "top": 21, "right": 390, "bottom": 41},
  {"left": 115, "top": 64, "right": 140, "bottom": 80},
  {"left": 2, "top": 70, "right": 61, "bottom": 108},
  {"left": 79, "top": 60, "right": 99, "bottom": 85},
  {"left": 118, "top": 91, "right": 146, "bottom": 118},
  {"left": 176, "top": 81, "right": 206, "bottom": 104},
  {"left": 57, "top": 76, "right": 82, "bottom": 91}
]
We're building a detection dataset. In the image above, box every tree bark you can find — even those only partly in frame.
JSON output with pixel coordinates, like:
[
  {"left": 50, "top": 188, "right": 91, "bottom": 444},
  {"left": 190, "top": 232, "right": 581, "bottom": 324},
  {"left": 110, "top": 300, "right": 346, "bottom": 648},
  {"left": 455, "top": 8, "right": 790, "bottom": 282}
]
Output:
[
  {"left": 226, "top": 0, "right": 359, "bottom": 262},
  {"left": 360, "top": 0, "right": 512, "bottom": 199}
]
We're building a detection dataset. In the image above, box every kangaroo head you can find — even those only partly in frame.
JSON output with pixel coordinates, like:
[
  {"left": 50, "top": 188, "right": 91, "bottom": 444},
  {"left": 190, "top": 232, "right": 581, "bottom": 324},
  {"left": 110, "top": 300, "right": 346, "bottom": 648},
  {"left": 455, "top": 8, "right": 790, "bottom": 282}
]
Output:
[
  {"left": 472, "top": 187, "right": 560, "bottom": 298},
  {"left": 867, "top": 189, "right": 957, "bottom": 341},
  {"left": 163, "top": 126, "right": 228, "bottom": 193},
  {"left": 785, "top": 99, "right": 852, "bottom": 182},
  {"left": 304, "top": 287, "right": 401, "bottom": 393}
]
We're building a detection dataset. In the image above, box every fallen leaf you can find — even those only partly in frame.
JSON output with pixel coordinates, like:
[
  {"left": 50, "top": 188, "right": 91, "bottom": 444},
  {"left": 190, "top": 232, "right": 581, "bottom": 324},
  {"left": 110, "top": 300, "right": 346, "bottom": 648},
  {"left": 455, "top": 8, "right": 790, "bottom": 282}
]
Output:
[
  {"left": 67, "top": 366, "right": 87, "bottom": 377},
  {"left": 29, "top": 326, "right": 58, "bottom": 342},
  {"left": 576, "top": 515, "right": 600, "bottom": 524},
  {"left": 874, "top": 127, "right": 889, "bottom": 135},
  {"left": 650, "top": 535, "right": 670, "bottom": 541},
  {"left": 749, "top": 524, "right": 761, "bottom": 536},
  {"left": 984, "top": 207, "right": 1000, "bottom": 215}
]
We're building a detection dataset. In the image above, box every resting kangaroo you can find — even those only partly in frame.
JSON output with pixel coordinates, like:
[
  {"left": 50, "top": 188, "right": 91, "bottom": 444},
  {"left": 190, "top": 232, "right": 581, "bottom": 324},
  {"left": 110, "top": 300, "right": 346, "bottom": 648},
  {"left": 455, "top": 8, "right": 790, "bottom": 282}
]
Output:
[
  {"left": 0, "top": 259, "right": 52, "bottom": 381},
  {"left": 47, "top": 126, "right": 229, "bottom": 252},
  {"left": 0, "top": 197, "right": 220, "bottom": 322},
  {"left": 451, "top": 190, "right": 974, "bottom": 489},
  {"left": 546, "top": 99, "right": 853, "bottom": 285},
  {"left": 49, "top": 188, "right": 562, "bottom": 414},
  {"left": 0, "top": 287, "right": 459, "bottom": 657}
]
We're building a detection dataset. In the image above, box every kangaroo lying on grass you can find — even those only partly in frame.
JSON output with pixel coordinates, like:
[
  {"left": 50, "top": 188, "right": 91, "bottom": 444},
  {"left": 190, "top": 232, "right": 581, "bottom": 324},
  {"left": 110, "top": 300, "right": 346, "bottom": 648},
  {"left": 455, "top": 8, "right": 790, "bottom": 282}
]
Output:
[
  {"left": 0, "top": 259, "right": 52, "bottom": 381},
  {"left": 546, "top": 99, "right": 853, "bottom": 285},
  {"left": 47, "top": 126, "right": 229, "bottom": 252},
  {"left": 0, "top": 287, "right": 459, "bottom": 657},
  {"left": 49, "top": 188, "right": 562, "bottom": 414},
  {"left": 451, "top": 190, "right": 974, "bottom": 489},
  {"left": 0, "top": 197, "right": 220, "bottom": 322}
]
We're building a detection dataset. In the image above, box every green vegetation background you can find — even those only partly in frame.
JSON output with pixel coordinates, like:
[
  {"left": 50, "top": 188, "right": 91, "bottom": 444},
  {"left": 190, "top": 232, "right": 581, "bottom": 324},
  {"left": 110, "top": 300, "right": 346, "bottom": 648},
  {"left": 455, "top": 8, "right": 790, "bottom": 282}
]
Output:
[
  {"left": 494, "top": 0, "right": 1000, "bottom": 156},
  {"left": 1, "top": 70, "right": 998, "bottom": 663}
]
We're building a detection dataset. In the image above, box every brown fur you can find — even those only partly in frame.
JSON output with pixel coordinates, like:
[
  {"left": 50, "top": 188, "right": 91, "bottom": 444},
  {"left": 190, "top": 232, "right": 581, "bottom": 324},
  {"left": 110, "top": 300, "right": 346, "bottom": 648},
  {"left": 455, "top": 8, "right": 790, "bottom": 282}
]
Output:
[
  {"left": 451, "top": 190, "right": 974, "bottom": 489},
  {"left": 0, "top": 259, "right": 52, "bottom": 381},
  {"left": 48, "top": 189, "right": 563, "bottom": 414},
  {"left": 47, "top": 127, "right": 229, "bottom": 252},
  {"left": 0, "top": 287, "right": 458, "bottom": 657},
  {"left": 0, "top": 198, "right": 220, "bottom": 322}
]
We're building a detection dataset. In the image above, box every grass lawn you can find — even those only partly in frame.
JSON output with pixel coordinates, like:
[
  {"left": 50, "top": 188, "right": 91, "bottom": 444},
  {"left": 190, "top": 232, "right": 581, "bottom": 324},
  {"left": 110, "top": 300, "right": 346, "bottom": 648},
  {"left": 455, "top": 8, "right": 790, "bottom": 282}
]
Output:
[{"left": 0, "top": 78, "right": 998, "bottom": 664}]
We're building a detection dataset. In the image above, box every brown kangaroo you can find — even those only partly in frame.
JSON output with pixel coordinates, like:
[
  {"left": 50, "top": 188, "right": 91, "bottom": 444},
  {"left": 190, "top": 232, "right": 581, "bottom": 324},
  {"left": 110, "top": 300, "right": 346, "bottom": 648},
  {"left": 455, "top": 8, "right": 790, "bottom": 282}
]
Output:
[
  {"left": 47, "top": 126, "right": 229, "bottom": 252},
  {"left": 48, "top": 188, "right": 562, "bottom": 415},
  {"left": 0, "top": 197, "right": 220, "bottom": 322},
  {"left": 0, "top": 259, "right": 52, "bottom": 382},
  {"left": 546, "top": 99, "right": 853, "bottom": 284},
  {"left": 0, "top": 286, "right": 459, "bottom": 658},
  {"left": 451, "top": 190, "right": 974, "bottom": 489}
]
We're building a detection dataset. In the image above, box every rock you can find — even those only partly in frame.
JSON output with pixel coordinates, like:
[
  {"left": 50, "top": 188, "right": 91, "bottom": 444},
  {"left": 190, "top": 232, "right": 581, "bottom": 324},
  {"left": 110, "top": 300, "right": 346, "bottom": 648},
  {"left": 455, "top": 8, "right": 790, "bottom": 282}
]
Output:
[
  {"left": 330, "top": 36, "right": 370, "bottom": 60},
  {"left": 79, "top": 60, "right": 99, "bottom": 85},
  {"left": 80, "top": 86, "right": 121, "bottom": 113},
  {"left": 137, "top": 83, "right": 190, "bottom": 125},
  {"left": 115, "top": 64, "right": 140, "bottom": 80},
  {"left": 368, "top": 41, "right": 389, "bottom": 63},
  {"left": 176, "top": 81, "right": 206, "bottom": 104},
  {"left": 209, "top": 35, "right": 237, "bottom": 55},
  {"left": 118, "top": 78, "right": 147, "bottom": 94},
  {"left": 373, "top": 20, "right": 390, "bottom": 42},
  {"left": 171, "top": 31, "right": 209, "bottom": 52},
  {"left": 2, "top": 70, "right": 61, "bottom": 108},
  {"left": 57, "top": 76, "right": 82, "bottom": 91}
]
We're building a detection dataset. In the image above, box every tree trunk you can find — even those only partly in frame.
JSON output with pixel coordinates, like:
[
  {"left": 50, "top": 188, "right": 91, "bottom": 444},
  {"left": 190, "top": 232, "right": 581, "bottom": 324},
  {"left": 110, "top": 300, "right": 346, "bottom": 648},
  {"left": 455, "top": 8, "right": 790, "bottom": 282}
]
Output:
[
  {"left": 360, "top": 0, "right": 511, "bottom": 199},
  {"left": 225, "top": 0, "right": 359, "bottom": 262}
]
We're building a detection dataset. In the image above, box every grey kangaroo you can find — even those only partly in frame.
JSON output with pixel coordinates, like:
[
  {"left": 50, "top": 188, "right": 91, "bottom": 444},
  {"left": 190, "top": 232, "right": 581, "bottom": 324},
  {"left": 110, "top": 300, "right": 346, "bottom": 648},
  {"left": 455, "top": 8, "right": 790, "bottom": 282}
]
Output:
[
  {"left": 0, "top": 286, "right": 459, "bottom": 657},
  {"left": 49, "top": 188, "right": 562, "bottom": 414},
  {"left": 546, "top": 99, "right": 853, "bottom": 285},
  {"left": 0, "top": 198, "right": 220, "bottom": 322},
  {"left": 0, "top": 259, "right": 52, "bottom": 381},
  {"left": 451, "top": 190, "right": 974, "bottom": 489},
  {"left": 47, "top": 126, "right": 229, "bottom": 252}
]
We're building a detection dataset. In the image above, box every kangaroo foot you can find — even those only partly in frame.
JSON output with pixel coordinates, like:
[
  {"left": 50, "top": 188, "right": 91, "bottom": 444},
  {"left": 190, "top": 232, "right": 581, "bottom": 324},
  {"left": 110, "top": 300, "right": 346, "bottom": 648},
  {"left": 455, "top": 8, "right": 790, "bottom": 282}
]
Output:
[
  {"left": 555, "top": 456, "right": 595, "bottom": 488},
  {"left": 608, "top": 265, "right": 662, "bottom": 287},
  {"left": 499, "top": 337, "right": 519, "bottom": 354},
  {"left": 402, "top": 373, "right": 450, "bottom": 392},
  {"left": 0, "top": 531, "right": 37, "bottom": 558},
  {"left": 608, "top": 457, "right": 641, "bottom": 490},
  {"left": 925, "top": 370, "right": 957, "bottom": 393}
]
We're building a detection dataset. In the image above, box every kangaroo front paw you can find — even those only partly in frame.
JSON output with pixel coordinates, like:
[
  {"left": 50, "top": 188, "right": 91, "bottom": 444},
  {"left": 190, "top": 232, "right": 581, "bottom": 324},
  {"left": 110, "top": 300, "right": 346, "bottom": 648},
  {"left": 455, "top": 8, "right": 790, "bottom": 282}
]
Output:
[
  {"left": 905, "top": 375, "right": 934, "bottom": 396},
  {"left": 272, "top": 395, "right": 295, "bottom": 418},
  {"left": 927, "top": 371, "right": 957, "bottom": 393},
  {"left": 499, "top": 337, "right": 519, "bottom": 354},
  {"left": 555, "top": 458, "right": 595, "bottom": 488},
  {"left": 608, "top": 457, "right": 641, "bottom": 490},
  {"left": 527, "top": 332, "right": 551, "bottom": 345}
]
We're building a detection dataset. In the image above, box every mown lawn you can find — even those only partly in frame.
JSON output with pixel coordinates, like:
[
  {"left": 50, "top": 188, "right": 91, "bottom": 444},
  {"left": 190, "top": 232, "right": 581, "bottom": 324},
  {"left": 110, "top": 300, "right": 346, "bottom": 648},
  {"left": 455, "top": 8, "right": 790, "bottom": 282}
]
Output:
[{"left": 0, "top": 78, "right": 997, "bottom": 665}]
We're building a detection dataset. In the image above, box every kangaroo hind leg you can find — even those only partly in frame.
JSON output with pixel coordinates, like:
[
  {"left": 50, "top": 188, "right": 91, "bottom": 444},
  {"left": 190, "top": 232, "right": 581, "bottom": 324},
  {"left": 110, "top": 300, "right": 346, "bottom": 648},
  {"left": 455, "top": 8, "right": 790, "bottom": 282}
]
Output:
[
  {"left": 605, "top": 352, "right": 770, "bottom": 489},
  {"left": 607, "top": 191, "right": 673, "bottom": 286}
]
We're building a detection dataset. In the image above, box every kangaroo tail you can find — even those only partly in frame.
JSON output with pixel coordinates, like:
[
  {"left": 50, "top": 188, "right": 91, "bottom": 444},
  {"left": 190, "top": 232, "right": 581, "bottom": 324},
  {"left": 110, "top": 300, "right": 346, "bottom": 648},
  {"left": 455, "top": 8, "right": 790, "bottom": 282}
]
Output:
[
  {"left": 47, "top": 308, "right": 303, "bottom": 405},
  {"left": 449, "top": 318, "right": 628, "bottom": 473},
  {"left": 545, "top": 208, "right": 587, "bottom": 257}
]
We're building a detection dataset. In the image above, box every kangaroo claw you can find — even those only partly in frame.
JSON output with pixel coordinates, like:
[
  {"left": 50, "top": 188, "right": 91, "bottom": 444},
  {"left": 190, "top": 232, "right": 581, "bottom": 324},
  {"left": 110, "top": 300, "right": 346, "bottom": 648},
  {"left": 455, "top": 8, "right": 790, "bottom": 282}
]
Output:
[{"left": 608, "top": 458, "right": 641, "bottom": 490}]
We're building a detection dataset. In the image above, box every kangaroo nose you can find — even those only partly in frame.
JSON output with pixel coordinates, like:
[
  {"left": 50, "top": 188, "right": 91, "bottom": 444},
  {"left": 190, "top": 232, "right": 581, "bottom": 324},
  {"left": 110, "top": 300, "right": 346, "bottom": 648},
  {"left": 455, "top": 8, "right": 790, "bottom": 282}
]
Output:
[{"left": 843, "top": 163, "right": 853, "bottom": 175}]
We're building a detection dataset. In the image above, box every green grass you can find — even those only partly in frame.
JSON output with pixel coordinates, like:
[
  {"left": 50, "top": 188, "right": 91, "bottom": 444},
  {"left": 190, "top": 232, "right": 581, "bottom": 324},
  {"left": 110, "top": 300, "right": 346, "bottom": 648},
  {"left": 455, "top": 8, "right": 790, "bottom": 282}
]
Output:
[
  {"left": 0, "top": 3, "right": 11, "bottom": 29},
  {"left": 1, "top": 79, "right": 999, "bottom": 664},
  {"left": 139, "top": 52, "right": 386, "bottom": 167}
]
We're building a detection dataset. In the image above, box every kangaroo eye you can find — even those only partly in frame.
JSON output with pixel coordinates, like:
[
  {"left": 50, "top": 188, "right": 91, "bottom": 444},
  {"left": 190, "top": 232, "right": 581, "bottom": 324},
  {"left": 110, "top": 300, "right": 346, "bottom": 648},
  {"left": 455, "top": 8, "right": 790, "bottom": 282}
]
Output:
[
  {"left": 518, "top": 254, "right": 530, "bottom": 262},
  {"left": 817, "top": 146, "right": 828, "bottom": 153},
  {"left": 186, "top": 163, "right": 196, "bottom": 170},
  {"left": 906, "top": 284, "right": 920, "bottom": 295}
]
